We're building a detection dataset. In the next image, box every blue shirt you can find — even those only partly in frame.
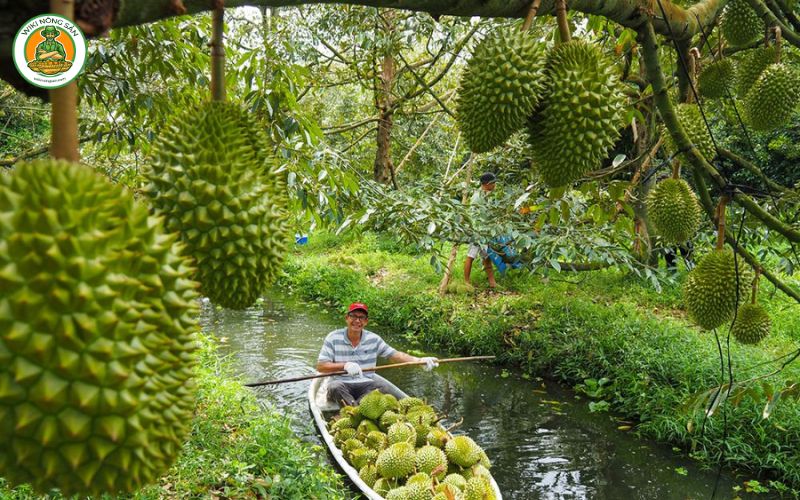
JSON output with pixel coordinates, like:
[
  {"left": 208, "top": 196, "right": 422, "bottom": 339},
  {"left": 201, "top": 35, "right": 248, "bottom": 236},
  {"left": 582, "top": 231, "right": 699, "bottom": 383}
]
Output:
[{"left": 318, "top": 328, "right": 397, "bottom": 383}]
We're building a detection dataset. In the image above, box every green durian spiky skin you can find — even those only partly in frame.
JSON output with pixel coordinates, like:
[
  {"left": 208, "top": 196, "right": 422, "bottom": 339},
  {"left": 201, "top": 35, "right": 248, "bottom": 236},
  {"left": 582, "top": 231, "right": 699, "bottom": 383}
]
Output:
[
  {"left": 456, "top": 29, "right": 549, "bottom": 153},
  {"left": 698, "top": 59, "right": 736, "bottom": 99},
  {"left": 662, "top": 103, "right": 716, "bottom": 161},
  {"left": 366, "top": 430, "right": 388, "bottom": 451},
  {"left": 444, "top": 473, "right": 468, "bottom": 490},
  {"left": 735, "top": 47, "right": 779, "bottom": 97},
  {"left": 426, "top": 428, "right": 448, "bottom": 448},
  {"left": 646, "top": 179, "right": 702, "bottom": 244},
  {"left": 330, "top": 416, "right": 354, "bottom": 432},
  {"left": 398, "top": 397, "right": 425, "bottom": 414},
  {"left": 357, "top": 418, "right": 380, "bottom": 438},
  {"left": 385, "top": 486, "right": 411, "bottom": 500},
  {"left": 445, "top": 436, "right": 482, "bottom": 468},
  {"left": 373, "top": 478, "right": 399, "bottom": 496},
  {"left": 721, "top": 0, "right": 764, "bottom": 47},
  {"left": 143, "top": 101, "right": 289, "bottom": 310},
  {"left": 435, "top": 483, "right": 462, "bottom": 499},
  {"left": 684, "top": 249, "right": 753, "bottom": 330},
  {"left": 334, "top": 427, "right": 356, "bottom": 446},
  {"left": 376, "top": 442, "right": 416, "bottom": 479},
  {"left": 405, "top": 480, "right": 435, "bottom": 500},
  {"left": 0, "top": 160, "right": 199, "bottom": 496},
  {"left": 350, "top": 447, "right": 378, "bottom": 470},
  {"left": 380, "top": 410, "right": 402, "bottom": 431},
  {"left": 732, "top": 303, "right": 771, "bottom": 345},
  {"left": 463, "top": 476, "right": 496, "bottom": 500},
  {"left": 388, "top": 422, "right": 417, "bottom": 445},
  {"left": 359, "top": 389, "right": 389, "bottom": 420},
  {"left": 528, "top": 40, "right": 626, "bottom": 188},
  {"left": 743, "top": 63, "right": 800, "bottom": 131},
  {"left": 416, "top": 445, "right": 448, "bottom": 480},
  {"left": 359, "top": 463, "right": 378, "bottom": 488}
]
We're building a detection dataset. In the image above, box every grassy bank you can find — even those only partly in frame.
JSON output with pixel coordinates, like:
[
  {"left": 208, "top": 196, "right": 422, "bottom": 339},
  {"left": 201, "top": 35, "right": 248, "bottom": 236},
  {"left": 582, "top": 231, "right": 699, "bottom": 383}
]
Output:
[
  {"left": 0, "top": 335, "right": 348, "bottom": 500},
  {"left": 281, "top": 231, "right": 800, "bottom": 493}
]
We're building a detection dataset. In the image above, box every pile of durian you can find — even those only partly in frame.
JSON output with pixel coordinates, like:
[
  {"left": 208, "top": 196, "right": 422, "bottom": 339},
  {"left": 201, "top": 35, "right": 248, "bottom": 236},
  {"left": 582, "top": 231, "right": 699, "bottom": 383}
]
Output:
[
  {"left": 456, "top": 30, "right": 626, "bottom": 188},
  {"left": 327, "top": 390, "right": 496, "bottom": 500}
]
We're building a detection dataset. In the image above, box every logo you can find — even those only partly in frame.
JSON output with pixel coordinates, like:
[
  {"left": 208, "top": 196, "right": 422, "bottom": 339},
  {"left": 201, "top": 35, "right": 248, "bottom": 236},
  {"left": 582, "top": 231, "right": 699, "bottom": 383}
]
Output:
[{"left": 13, "top": 14, "right": 87, "bottom": 89}]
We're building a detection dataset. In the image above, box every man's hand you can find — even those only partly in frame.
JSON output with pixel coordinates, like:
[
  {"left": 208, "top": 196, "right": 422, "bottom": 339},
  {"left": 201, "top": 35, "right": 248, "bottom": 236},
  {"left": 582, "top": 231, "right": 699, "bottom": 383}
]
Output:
[
  {"left": 343, "top": 362, "right": 362, "bottom": 377},
  {"left": 420, "top": 357, "right": 439, "bottom": 372}
]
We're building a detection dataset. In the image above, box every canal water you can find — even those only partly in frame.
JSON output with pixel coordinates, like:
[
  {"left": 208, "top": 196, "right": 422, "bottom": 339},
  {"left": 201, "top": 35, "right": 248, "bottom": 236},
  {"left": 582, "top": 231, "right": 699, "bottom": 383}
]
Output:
[{"left": 199, "top": 292, "right": 755, "bottom": 500}]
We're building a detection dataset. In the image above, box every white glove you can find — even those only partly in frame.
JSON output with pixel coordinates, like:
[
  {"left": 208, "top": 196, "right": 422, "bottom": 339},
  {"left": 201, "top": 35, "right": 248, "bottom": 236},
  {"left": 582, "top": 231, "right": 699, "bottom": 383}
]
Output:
[
  {"left": 420, "top": 357, "right": 439, "bottom": 372},
  {"left": 343, "top": 362, "right": 362, "bottom": 377}
]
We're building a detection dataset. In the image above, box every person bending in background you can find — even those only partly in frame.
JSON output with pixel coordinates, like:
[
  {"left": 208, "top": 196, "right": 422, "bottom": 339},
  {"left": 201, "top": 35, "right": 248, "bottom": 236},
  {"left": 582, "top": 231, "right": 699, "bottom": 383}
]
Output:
[
  {"left": 316, "top": 302, "right": 438, "bottom": 407},
  {"left": 464, "top": 172, "right": 498, "bottom": 289}
]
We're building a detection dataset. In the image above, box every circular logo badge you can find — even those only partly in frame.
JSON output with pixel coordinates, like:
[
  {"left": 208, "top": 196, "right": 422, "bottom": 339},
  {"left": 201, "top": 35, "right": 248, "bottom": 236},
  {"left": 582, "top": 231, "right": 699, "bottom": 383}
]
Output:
[{"left": 13, "top": 14, "right": 87, "bottom": 89}]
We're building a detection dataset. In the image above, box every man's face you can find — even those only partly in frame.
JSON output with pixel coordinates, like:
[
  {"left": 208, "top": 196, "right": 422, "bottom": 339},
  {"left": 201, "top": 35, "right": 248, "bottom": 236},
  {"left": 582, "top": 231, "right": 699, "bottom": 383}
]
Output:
[
  {"left": 481, "top": 182, "right": 496, "bottom": 192},
  {"left": 346, "top": 311, "right": 368, "bottom": 332}
]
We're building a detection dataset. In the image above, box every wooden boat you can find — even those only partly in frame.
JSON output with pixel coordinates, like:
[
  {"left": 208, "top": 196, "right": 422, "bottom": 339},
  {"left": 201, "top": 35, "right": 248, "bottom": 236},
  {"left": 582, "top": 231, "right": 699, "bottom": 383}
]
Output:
[{"left": 308, "top": 374, "right": 503, "bottom": 499}]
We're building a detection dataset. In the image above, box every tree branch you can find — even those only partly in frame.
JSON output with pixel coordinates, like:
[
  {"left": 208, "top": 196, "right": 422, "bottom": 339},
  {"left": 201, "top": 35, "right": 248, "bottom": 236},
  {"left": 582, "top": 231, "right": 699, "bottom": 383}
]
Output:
[{"left": 745, "top": 0, "right": 800, "bottom": 47}]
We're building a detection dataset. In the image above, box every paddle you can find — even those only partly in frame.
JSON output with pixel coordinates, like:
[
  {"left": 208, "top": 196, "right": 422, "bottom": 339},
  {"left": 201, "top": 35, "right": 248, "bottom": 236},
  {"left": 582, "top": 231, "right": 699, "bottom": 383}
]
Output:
[{"left": 243, "top": 356, "right": 496, "bottom": 387}]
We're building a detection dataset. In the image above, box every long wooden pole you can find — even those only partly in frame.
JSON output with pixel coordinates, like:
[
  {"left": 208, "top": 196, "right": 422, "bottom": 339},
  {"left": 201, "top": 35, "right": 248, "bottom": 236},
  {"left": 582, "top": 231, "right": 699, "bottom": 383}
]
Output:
[{"left": 244, "top": 355, "right": 495, "bottom": 387}]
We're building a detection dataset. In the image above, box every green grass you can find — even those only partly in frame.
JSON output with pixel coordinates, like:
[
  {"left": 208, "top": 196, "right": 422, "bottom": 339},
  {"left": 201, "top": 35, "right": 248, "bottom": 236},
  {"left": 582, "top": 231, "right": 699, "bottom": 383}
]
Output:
[
  {"left": 282, "top": 231, "right": 800, "bottom": 491},
  {"left": 0, "top": 334, "right": 349, "bottom": 500}
]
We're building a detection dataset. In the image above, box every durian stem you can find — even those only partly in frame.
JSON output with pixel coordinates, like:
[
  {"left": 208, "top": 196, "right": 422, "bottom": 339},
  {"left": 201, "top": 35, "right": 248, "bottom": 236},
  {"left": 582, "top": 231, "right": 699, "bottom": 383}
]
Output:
[
  {"left": 686, "top": 47, "right": 700, "bottom": 104},
  {"left": 522, "top": 0, "right": 542, "bottom": 31},
  {"left": 49, "top": 0, "right": 80, "bottom": 162},
  {"left": 716, "top": 195, "right": 729, "bottom": 250},
  {"left": 752, "top": 269, "right": 761, "bottom": 304},
  {"left": 671, "top": 159, "right": 681, "bottom": 179},
  {"left": 210, "top": 0, "right": 226, "bottom": 102},
  {"left": 555, "top": 0, "right": 572, "bottom": 43},
  {"left": 774, "top": 26, "right": 782, "bottom": 63}
]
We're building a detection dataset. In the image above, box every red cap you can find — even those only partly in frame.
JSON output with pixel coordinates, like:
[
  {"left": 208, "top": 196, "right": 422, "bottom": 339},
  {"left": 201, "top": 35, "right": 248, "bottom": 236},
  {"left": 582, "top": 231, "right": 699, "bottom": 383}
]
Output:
[{"left": 348, "top": 302, "right": 368, "bottom": 315}]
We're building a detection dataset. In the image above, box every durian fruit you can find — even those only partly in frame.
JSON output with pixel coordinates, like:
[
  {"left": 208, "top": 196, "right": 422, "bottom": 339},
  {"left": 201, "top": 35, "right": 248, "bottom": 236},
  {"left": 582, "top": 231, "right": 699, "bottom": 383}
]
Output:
[
  {"left": 721, "top": 0, "right": 764, "bottom": 47},
  {"left": 330, "top": 416, "right": 354, "bottom": 432},
  {"left": 366, "top": 430, "right": 388, "bottom": 451},
  {"left": 356, "top": 418, "right": 380, "bottom": 438},
  {"left": 398, "top": 397, "right": 426, "bottom": 414},
  {"left": 735, "top": 46, "right": 779, "bottom": 97},
  {"left": 646, "top": 178, "right": 702, "bottom": 244},
  {"left": 456, "top": 29, "right": 549, "bottom": 153},
  {"left": 359, "top": 463, "right": 378, "bottom": 488},
  {"left": 426, "top": 427, "right": 449, "bottom": 448},
  {"left": 528, "top": 39, "right": 626, "bottom": 188},
  {"left": 445, "top": 436, "right": 482, "bottom": 468},
  {"left": 731, "top": 303, "right": 771, "bottom": 344},
  {"left": 372, "top": 478, "right": 399, "bottom": 496},
  {"left": 388, "top": 421, "right": 417, "bottom": 445},
  {"left": 698, "top": 59, "right": 736, "bottom": 99},
  {"left": 662, "top": 103, "right": 716, "bottom": 161},
  {"left": 380, "top": 410, "right": 402, "bottom": 431},
  {"left": 684, "top": 249, "right": 753, "bottom": 330},
  {"left": 334, "top": 428, "right": 356, "bottom": 446},
  {"left": 376, "top": 442, "right": 416, "bottom": 479},
  {"left": 416, "top": 445, "right": 448, "bottom": 480},
  {"left": 405, "top": 479, "right": 435, "bottom": 500},
  {"left": 435, "top": 483, "right": 463, "bottom": 499},
  {"left": 0, "top": 160, "right": 199, "bottom": 495},
  {"left": 143, "top": 101, "right": 289, "bottom": 310},
  {"left": 463, "top": 476, "right": 496, "bottom": 500},
  {"left": 351, "top": 447, "right": 378, "bottom": 470},
  {"left": 444, "top": 473, "right": 468, "bottom": 491},
  {"left": 478, "top": 450, "right": 492, "bottom": 469},
  {"left": 743, "top": 63, "right": 800, "bottom": 131},
  {"left": 385, "top": 486, "right": 411, "bottom": 500},
  {"left": 359, "top": 390, "right": 389, "bottom": 420}
]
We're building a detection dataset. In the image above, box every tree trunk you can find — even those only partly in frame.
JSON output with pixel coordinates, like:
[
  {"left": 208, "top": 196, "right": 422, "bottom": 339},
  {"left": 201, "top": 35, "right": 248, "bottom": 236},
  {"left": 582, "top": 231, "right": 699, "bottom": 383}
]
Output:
[{"left": 373, "top": 12, "right": 397, "bottom": 185}]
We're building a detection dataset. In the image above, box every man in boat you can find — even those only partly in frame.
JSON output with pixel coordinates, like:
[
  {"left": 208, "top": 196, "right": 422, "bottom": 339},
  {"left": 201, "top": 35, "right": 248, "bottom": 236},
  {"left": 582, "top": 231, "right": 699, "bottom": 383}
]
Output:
[
  {"left": 317, "top": 302, "right": 439, "bottom": 406},
  {"left": 464, "top": 172, "right": 498, "bottom": 289}
]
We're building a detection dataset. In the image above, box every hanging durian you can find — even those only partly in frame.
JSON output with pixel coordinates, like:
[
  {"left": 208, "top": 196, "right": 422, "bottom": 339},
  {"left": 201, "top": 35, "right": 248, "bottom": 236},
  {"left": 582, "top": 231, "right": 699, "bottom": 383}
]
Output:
[
  {"left": 662, "top": 103, "right": 716, "bottom": 162},
  {"left": 646, "top": 176, "right": 702, "bottom": 244},
  {"left": 0, "top": 160, "right": 199, "bottom": 495},
  {"left": 735, "top": 46, "right": 779, "bottom": 97},
  {"left": 528, "top": 39, "right": 626, "bottom": 187},
  {"left": 743, "top": 63, "right": 800, "bottom": 131},
  {"left": 732, "top": 272, "right": 771, "bottom": 345},
  {"left": 698, "top": 58, "right": 736, "bottom": 99},
  {"left": 143, "top": 102, "right": 289, "bottom": 310},
  {"left": 684, "top": 199, "right": 752, "bottom": 330},
  {"left": 456, "top": 29, "right": 549, "bottom": 153},
  {"left": 721, "top": 0, "right": 764, "bottom": 47}
]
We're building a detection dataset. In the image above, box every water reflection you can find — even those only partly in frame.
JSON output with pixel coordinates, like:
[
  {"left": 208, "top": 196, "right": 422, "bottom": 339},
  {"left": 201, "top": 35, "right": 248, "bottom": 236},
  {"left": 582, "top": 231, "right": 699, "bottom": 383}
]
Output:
[{"left": 199, "top": 294, "right": 750, "bottom": 500}]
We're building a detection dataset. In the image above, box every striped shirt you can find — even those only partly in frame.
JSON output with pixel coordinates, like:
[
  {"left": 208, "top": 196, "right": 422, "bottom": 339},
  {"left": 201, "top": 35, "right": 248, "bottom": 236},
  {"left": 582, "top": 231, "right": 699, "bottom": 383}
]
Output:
[{"left": 318, "top": 328, "right": 397, "bottom": 384}]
